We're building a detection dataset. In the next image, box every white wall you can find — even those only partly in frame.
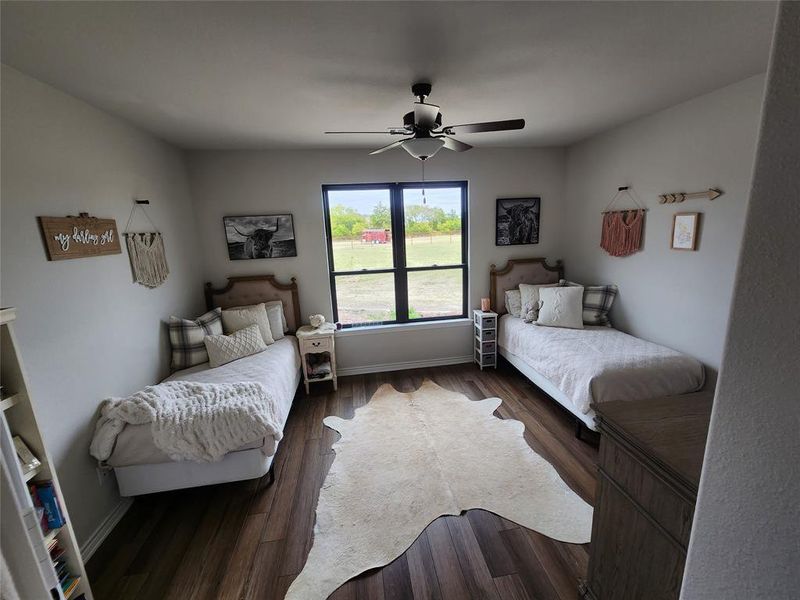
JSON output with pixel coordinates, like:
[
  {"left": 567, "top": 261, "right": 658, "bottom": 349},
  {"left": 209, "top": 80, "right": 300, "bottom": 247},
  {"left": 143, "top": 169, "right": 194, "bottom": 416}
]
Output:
[
  {"left": 0, "top": 66, "right": 205, "bottom": 544},
  {"left": 186, "top": 148, "right": 566, "bottom": 371},
  {"left": 682, "top": 3, "right": 799, "bottom": 598},
  {"left": 562, "top": 75, "right": 765, "bottom": 372}
]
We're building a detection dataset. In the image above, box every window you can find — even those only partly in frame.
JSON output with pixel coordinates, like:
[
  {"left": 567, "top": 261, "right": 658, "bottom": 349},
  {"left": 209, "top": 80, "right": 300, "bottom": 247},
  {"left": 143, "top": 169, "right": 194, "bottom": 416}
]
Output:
[{"left": 322, "top": 182, "right": 468, "bottom": 328}]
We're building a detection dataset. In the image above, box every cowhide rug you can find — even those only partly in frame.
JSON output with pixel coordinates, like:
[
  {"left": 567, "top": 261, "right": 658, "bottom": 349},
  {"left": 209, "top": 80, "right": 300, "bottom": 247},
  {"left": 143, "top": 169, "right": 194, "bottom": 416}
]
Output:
[{"left": 285, "top": 380, "right": 592, "bottom": 599}]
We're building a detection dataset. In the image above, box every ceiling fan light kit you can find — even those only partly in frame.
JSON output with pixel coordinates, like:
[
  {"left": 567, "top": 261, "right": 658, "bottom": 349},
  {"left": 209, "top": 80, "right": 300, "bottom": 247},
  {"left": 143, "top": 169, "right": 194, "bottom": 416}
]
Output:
[{"left": 326, "top": 82, "right": 525, "bottom": 161}]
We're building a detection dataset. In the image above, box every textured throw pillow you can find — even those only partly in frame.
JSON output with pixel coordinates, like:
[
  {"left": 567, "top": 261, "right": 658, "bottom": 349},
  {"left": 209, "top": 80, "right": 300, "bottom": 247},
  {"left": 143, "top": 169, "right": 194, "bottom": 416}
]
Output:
[
  {"left": 169, "top": 308, "right": 223, "bottom": 371},
  {"left": 221, "top": 303, "right": 274, "bottom": 345},
  {"left": 204, "top": 324, "right": 267, "bottom": 368},
  {"left": 265, "top": 303, "right": 285, "bottom": 341},
  {"left": 519, "top": 283, "right": 559, "bottom": 322},
  {"left": 559, "top": 279, "right": 618, "bottom": 326},
  {"left": 504, "top": 290, "right": 522, "bottom": 318},
  {"left": 265, "top": 300, "right": 288, "bottom": 333},
  {"left": 536, "top": 287, "right": 585, "bottom": 329}
]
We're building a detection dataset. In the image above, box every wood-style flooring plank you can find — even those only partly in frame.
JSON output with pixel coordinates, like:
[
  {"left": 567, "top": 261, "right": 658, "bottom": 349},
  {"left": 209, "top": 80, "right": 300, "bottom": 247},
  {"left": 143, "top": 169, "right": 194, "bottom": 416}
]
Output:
[{"left": 87, "top": 364, "right": 598, "bottom": 600}]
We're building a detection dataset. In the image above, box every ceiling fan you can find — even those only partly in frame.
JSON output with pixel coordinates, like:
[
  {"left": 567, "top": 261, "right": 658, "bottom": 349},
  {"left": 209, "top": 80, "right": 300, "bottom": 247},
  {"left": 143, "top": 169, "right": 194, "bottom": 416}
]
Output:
[{"left": 325, "top": 82, "right": 525, "bottom": 161}]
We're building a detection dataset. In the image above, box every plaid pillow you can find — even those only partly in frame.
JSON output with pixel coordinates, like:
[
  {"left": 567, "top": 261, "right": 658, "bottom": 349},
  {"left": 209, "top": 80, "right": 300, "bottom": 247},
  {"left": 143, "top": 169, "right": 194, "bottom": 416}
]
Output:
[
  {"left": 169, "top": 307, "right": 223, "bottom": 370},
  {"left": 559, "top": 279, "right": 618, "bottom": 326}
]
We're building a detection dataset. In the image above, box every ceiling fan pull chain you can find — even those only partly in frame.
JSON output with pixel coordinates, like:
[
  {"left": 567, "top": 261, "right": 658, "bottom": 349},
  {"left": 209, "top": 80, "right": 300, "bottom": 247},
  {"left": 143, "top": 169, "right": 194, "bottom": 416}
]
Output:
[{"left": 421, "top": 161, "right": 427, "bottom": 204}]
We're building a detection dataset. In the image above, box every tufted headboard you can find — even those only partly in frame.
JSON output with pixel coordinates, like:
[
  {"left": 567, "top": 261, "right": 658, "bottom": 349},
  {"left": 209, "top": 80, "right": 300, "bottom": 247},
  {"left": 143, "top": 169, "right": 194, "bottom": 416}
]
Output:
[
  {"left": 205, "top": 275, "right": 302, "bottom": 333},
  {"left": 489, "top": 258, "right": 564, "bottom": 315}
]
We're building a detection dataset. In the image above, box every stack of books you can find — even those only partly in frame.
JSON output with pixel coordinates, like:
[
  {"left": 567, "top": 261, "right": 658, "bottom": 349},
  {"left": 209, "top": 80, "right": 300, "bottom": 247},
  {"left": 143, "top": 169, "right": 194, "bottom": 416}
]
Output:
[{"left": 31, "top": 481, "right": 81, "bottom": 597}]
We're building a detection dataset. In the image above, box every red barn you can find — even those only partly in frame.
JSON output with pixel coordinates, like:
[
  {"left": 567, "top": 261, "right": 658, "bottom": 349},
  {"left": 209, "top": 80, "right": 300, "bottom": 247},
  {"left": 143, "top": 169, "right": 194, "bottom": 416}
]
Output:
[{"left": 361, "top": 229, "right": 391, "bottom": 244}]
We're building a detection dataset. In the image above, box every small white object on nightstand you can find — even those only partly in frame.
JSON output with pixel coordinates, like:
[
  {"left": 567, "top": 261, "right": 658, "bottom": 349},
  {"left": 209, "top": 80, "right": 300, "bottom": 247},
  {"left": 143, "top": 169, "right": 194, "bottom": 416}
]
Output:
[
  {"left": 473, "top": 309, "right": 497, "bottom": 370},
  {"left": 297, "top": 324, "right": 338, "bottom": 394}
]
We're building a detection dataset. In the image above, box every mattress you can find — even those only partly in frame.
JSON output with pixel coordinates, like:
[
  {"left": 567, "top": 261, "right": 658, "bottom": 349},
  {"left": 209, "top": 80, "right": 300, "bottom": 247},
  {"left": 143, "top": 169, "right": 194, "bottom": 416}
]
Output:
[
  {"left": 498, "top": 314, "right": 705, "bottom": 415},
  {"left": 106, "top": 335, "right": 301, "bottom": 467}
]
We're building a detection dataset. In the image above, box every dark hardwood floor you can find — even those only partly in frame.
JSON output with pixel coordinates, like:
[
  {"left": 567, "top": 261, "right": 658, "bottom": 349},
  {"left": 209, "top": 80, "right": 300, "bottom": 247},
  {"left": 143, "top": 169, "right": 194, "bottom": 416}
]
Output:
[{"left": 86, "top": 361, "right": 599, "bottom": 599}]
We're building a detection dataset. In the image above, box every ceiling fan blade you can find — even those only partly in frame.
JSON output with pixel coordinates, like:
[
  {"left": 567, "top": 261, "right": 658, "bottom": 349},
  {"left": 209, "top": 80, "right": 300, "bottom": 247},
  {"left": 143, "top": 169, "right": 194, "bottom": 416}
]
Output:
[
  {"left": 369, "top": 139, "right": 407, "bottom": 155},
  {"left": 439, "top": 137, "right": 473, "bottom": 152},
  {"left": 443, "top": 118, "right": 525, "bottom": 134},
  {"left": 325, "top": 130, "right": 411, "bottom": 134},
  {"left": 414, "top": 102, "right": 440, "bottom": 129}
]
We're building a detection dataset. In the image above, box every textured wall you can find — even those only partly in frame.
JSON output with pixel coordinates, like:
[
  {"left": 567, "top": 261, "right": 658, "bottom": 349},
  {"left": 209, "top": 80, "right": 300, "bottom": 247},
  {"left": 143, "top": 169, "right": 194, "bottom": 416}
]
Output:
[
  {"left": 0, "top": 65, "right": 205, "bottom": 545},
  {"left": 561, "top": 75, "right": 765, "bottom": 373},
  {"left": 681, "top": 3, "right": 799, "bottom": 598}
]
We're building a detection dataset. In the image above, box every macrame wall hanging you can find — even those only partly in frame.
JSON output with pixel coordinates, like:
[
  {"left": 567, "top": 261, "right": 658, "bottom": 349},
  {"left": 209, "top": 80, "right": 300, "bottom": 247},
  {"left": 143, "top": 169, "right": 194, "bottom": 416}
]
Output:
[
  {"left": 600, "top": 186, "right": 646, "bottom": 257},
  {"left": 123, "top": 200, "right": 169, "bottom": 288}
]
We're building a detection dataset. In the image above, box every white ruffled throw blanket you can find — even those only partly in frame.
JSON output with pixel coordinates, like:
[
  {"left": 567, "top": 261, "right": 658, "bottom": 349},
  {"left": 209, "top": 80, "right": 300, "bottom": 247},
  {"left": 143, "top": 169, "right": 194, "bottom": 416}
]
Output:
[{"left": 90, "top": 381, "right": 281, "bottom": 463}]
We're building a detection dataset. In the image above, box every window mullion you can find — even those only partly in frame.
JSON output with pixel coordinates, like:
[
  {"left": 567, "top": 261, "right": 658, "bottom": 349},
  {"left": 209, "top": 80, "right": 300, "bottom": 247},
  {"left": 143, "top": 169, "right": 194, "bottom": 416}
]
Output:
[{"left": 391, "top": 184, "right": 409, "bottom": 323}]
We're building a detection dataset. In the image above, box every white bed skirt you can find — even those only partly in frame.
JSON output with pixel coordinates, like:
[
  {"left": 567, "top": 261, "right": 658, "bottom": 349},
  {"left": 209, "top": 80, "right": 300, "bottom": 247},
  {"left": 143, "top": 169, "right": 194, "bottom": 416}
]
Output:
[
  {"left": 499, "top": 346, "right": 598, "bottom": 430},
  {"left": 114, "top": 447, "right": 275, "bottom": 497}
]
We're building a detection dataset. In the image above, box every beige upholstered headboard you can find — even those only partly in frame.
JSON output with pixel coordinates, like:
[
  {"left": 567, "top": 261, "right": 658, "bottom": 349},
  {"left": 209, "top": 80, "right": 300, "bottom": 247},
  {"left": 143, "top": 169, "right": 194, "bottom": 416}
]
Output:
[
  {"left": 205, "top": 275, "right": 302, "bottom": 333},
  {"left": 489, "top": 258, "right": 564, "bottom": 315}
]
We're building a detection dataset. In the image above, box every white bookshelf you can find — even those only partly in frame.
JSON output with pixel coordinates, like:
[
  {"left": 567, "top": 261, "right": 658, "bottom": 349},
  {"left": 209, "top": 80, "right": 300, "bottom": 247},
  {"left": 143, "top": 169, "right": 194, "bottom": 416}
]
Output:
[
  {"left": 0, "top": 308, "right": 93, "bottom": 600},
  {"left": 473, "top": 309, "right": 498, "bottom": 370}
]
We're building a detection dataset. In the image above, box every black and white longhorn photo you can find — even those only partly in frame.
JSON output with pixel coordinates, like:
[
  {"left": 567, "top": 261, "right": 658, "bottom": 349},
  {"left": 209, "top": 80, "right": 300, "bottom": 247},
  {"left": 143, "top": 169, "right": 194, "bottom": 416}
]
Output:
[{"left": 223, "top": 214, "right": 297, "bottom": 259}]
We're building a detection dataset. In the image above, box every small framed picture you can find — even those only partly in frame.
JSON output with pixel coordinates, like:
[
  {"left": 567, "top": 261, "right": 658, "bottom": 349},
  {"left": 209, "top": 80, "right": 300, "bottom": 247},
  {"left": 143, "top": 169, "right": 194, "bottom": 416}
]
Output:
[
  {"left": 496, "top": 197, "right": 540, "bottom": 246},
  {"left": 223, "top": 214, "right": 297, "bottom": 260},
  {"left": 671, "top": 212, "right": 700, "bottom": 251}
]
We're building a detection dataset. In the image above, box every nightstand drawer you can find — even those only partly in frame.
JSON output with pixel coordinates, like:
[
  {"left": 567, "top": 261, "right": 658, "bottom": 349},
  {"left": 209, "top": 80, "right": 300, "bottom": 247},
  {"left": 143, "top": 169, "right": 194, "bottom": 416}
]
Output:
[{"left": 302, "top": 337, "right": 333, "bottom": 352}]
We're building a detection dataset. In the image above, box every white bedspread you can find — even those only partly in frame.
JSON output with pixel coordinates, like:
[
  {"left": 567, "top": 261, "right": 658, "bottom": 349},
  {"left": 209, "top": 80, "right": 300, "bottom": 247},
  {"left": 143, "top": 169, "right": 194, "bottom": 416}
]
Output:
[
  {"left": 498, "top": 315, "right": 704, "bottom": 414},
  {"left": 104, "top": 336, "right": 301, "bottom": 467}
]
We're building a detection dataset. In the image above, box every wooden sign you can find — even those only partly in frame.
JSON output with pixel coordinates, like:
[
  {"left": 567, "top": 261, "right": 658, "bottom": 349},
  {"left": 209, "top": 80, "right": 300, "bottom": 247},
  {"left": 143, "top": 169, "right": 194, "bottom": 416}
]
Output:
[{"left": 38, "top": 213, "right": 122, "bottom": 261}]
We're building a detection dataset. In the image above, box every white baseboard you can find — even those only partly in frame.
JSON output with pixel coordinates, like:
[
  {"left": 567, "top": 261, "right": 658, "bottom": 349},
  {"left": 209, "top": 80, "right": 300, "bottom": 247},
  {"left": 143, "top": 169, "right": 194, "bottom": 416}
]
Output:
[
  {"left": 337, "top": 355, "right": 473, "bottom": 377},
  {"left": 80, "top": 497, "right": 134, "bottom": 561}
]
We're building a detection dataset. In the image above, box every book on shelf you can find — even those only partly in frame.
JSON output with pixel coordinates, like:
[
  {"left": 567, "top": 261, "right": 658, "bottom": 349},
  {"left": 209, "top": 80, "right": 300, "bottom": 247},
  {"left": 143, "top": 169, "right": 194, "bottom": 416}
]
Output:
[
  {"left": 62, "top": 577, "right": 80, "bottom": 598},
  {"left": 29, "top": 480, "right": 66, "bottom": 530},
  {"left": 13, "top": 435, "right": 41, "bottom": 474}
]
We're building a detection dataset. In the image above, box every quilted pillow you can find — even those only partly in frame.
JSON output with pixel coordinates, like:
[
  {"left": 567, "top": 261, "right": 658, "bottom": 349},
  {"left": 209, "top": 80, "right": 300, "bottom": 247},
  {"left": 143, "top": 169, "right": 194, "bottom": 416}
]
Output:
[
  {"left": 504, "top": 290, "right": 522, "bottom": 318},
  {"left": 204, "top": 324, "right": 267, "bottom": 368},
  {"left": 519, "top": 283, "right": 559, "bottom": 322},
  {"left": 559, "top": 279, "right": 618, "bottom": 326},
  {"left": 169, "top": 308, "right": 223, "bottom": 371},
  {"left": 221, "top": 303, "right": 274, "bottom": 345},
  {"left": 536, "top": 287, "right": 584, "bottom": 329}
]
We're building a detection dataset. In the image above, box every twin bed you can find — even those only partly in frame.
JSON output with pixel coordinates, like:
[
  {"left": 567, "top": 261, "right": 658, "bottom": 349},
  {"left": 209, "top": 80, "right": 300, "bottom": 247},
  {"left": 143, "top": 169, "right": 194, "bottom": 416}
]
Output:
[
  {"left": 109, "top": 275, "right": 303, "bottom": 497},
  {"left": 490, "top": 258, "right": 705, "bottom": 432}
]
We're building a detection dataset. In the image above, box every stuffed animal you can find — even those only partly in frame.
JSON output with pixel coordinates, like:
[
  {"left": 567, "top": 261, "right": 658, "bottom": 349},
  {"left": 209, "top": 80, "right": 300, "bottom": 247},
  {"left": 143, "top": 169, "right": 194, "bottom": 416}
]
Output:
[{"left": 309, "top": 314, "right": 326, "bottom": 328}]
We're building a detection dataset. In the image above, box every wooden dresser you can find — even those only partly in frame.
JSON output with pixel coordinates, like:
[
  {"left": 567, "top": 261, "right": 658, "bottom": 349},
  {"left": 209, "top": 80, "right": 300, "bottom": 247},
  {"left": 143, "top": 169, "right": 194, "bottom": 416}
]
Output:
[{"left": 580, "top": 392, "right": 713, "bottom": 600}]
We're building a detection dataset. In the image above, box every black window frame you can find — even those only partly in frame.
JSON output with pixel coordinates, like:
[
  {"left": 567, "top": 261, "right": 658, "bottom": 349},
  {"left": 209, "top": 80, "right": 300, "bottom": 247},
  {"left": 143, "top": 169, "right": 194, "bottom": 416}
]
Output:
[{"left": 322, "top": 181, "right": 468, "bottom": 328}]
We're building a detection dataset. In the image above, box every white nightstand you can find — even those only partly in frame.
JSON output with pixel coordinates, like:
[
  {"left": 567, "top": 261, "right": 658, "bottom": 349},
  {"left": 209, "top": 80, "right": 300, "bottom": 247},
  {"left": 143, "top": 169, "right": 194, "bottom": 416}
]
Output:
[
  {"left": 296, "top": 324, "right": 338, "bottom": 394},
  {"left": 473, "top": 309, "right": 498, "bottom": 370}
]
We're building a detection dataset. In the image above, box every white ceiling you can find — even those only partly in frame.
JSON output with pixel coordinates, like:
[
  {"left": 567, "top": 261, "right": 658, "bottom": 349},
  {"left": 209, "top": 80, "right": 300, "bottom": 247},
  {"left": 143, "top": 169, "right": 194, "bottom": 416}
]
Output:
[{"left": 1, "top": 1, "right": 776, "bottom": 150}]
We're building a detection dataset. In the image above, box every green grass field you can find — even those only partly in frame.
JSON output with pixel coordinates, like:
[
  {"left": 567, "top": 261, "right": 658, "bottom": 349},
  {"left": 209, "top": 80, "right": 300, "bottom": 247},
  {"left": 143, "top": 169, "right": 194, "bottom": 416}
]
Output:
[{"left": 332, "top": 234, "right": 463, "bottom": 324}]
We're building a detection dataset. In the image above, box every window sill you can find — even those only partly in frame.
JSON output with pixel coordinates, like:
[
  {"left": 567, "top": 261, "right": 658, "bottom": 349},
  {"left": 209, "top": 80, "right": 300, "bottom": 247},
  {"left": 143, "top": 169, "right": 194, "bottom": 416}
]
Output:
[{"left": 335, "top": 318, "right": 472, "bottom": 338}]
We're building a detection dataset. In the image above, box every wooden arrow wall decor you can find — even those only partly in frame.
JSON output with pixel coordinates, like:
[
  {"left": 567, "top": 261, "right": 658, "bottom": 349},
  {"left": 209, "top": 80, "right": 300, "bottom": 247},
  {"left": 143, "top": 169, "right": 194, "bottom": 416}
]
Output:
[{"left": 658, "top": 188, "right": 723, "bottom": 204}]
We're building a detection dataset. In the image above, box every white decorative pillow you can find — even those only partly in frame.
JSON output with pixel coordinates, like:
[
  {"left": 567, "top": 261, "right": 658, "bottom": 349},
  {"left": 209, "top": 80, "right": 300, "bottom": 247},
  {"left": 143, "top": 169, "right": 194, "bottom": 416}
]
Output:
[
  {"left": 265, "top": 303, "right": 285, "bottom": 341},
  {"left": 504, "top": 290, "right": 522, "bottom": 318},
  {"left": 265, "top": 300, "right": 288, "bottom": 333},
  {"left": 221, "top": 303, "right": 274, "bottom": 345},
  {"left": 536, "top": 287, "right": 585, "bottom": 329},
  {"left": 204, "top": 324, "right": 267, "bottom": 368},
  {"left": 519, "top": 283, "right": 559, "bottom": 322}
]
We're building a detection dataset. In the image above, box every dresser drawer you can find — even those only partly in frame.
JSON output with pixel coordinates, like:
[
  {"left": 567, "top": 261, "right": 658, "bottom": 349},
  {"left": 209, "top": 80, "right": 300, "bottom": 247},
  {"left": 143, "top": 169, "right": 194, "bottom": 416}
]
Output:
[
  {"left": 599, "top": 437, "right": 695, "bottom": 548},
  {"left": 302, "top": 336, "right": 333, "bottom": 353}
]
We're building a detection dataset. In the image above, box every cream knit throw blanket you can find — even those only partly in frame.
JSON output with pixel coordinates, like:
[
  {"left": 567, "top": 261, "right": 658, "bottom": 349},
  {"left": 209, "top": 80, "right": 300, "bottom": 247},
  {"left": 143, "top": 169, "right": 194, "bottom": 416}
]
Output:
[{"left": 90, "top": 381, "right": 281, "bottom": 463}]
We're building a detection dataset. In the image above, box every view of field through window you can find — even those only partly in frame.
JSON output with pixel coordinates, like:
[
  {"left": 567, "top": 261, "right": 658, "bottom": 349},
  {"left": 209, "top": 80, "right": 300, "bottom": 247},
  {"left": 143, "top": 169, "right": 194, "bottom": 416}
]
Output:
[{"left": 328, "top": 187, "right": 464, "bottom": 325}]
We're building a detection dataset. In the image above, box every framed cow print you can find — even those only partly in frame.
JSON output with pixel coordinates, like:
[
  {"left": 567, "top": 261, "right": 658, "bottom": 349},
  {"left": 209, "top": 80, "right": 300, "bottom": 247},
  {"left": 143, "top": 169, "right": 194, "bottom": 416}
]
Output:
[
  {"left": 496, "top": 197, "right": 540, "bottom": 246},
  {"left": 223, "top": 214, "right": 297, "bottom": 260}
]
